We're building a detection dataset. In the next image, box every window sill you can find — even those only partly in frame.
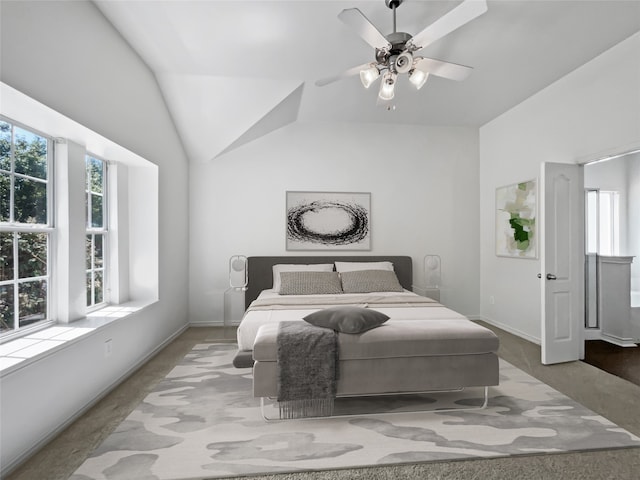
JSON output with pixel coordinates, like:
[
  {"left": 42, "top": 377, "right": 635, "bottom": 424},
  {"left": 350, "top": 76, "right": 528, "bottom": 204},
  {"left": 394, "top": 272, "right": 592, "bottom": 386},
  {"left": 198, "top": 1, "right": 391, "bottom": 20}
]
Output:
[{"left": 0, "top": 300, "right": 155, "bottom": 377}]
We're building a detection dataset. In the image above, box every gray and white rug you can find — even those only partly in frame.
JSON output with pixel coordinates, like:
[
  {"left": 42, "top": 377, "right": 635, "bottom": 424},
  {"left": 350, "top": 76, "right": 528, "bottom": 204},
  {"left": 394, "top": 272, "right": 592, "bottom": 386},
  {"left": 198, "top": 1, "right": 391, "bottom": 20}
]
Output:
[{"left": 71, "top": 343, "right": 640, "bottom": 480}]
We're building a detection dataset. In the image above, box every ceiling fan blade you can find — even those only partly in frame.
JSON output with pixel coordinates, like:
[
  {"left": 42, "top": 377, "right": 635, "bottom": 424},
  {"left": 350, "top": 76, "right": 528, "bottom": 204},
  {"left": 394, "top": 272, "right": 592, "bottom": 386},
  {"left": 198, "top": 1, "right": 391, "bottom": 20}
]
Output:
[
  {"left": 338, "top": 8, "right": 391, "bottom": 51},
  {"left": 407, "top": 0, "right": 488, "bottom": 52},
  {"left": 414, "top": 57, "right": 473, "bottom": 81},
  {"left": 315, "top": 62, "right": 374, "bottom": 87}
]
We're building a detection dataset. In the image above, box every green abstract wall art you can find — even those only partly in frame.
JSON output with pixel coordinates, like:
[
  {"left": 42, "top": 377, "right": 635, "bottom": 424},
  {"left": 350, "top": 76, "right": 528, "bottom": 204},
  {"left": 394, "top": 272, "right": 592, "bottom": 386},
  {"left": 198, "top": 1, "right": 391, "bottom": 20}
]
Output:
[{"left": 496, "top": 179, "right": 537, "bottom": 258}]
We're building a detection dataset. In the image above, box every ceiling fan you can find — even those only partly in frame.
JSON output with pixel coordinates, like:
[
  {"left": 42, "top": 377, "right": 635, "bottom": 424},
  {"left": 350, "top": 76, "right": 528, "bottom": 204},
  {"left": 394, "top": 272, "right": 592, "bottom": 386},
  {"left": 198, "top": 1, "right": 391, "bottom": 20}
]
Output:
[{"left": 316, "top": 0, "right": 488, "bottom": 106}]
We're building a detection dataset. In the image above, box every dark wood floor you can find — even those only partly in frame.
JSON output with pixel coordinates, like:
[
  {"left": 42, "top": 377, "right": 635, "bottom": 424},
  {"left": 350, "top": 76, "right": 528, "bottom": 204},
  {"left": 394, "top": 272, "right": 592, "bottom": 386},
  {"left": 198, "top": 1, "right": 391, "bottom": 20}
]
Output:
[{"left": 584, "top": 340, "right": 640, "bottom": 387}]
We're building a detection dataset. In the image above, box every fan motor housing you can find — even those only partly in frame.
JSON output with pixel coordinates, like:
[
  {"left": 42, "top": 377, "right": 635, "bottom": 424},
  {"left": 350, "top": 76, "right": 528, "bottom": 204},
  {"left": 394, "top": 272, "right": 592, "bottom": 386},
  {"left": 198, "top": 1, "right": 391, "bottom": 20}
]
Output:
[
  {"left": 376, "top": 31, "right": 412, "bottom": 67},
  {"left": 385, "top": 0, "right": 404, "bottom": 9}
]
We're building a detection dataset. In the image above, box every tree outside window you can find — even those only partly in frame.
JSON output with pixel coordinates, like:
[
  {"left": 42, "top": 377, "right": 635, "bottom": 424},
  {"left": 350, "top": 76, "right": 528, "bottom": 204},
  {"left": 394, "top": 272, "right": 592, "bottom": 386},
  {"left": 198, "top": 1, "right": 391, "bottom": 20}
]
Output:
[{"left": 0, "top": 119, "right": 51, "bottom": 334}]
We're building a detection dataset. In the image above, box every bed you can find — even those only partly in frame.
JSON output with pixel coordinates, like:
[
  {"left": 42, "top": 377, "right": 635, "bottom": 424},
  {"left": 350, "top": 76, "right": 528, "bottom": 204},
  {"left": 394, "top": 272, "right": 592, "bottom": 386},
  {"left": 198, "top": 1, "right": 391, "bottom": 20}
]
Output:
[{"left": 234, "top": 255, "right": 499, "bottom": 417}]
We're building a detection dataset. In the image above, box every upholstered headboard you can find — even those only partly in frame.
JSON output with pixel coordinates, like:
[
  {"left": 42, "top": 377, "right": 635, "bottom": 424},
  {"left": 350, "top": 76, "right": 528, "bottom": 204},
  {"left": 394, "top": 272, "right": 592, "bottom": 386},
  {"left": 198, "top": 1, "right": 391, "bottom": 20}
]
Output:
[{"left": 245, "top": 255, "right": 413, "bottom": 310}]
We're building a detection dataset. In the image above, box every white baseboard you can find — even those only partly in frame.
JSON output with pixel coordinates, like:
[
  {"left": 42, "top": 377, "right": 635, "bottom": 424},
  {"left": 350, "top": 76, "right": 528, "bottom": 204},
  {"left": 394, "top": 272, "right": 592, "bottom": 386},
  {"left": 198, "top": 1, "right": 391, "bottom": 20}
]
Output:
[
  {"left": 2, "top": 323, "right": 189, "bottom": 478},
  {"left": 477, "top": 315, "right": 541, "bottom": 345},
  {"left": 583, "top": 329, "right": 602, "bottom": 340},
  {"left": 189, "top": 320, "right": 240, "bottom": 327},
  {"left": 601, "top": 333, "right": 638, "bottom": 347}
]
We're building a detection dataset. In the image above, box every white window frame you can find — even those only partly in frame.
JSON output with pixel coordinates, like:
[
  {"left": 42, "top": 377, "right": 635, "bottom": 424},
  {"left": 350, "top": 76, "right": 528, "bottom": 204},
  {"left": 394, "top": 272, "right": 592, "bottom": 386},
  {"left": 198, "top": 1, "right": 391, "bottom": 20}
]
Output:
[
  {"left": 0, "top": 117, "right": 55, "bottom": 340},
  {"left": 85, "top": 154, "right": 108, "bottom": 311}
]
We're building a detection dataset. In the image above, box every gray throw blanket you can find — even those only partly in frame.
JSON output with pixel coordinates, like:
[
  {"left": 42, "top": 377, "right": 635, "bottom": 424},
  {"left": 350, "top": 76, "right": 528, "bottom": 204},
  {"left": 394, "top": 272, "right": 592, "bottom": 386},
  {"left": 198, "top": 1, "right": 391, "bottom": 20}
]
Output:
[{"left": 276, "top": 321, "right": 338, "bottom": 419}]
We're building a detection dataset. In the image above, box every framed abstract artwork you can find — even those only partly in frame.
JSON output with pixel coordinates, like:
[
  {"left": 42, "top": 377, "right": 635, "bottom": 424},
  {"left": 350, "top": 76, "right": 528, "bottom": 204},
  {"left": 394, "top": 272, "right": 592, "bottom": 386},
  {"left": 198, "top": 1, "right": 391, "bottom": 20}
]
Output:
[
  {"left": 286, "top": 191, "right": 371, "bottom": 251},
  {"left": 496, "top": 179, "right": 537, "bottom": 258}
]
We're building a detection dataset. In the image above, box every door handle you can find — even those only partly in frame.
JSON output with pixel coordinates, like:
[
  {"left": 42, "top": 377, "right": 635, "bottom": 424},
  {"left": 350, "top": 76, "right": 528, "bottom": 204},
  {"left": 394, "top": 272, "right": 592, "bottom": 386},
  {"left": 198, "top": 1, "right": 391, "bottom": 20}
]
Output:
[{"left": 537, "top": 273, "right": 557, "bottom": 280}]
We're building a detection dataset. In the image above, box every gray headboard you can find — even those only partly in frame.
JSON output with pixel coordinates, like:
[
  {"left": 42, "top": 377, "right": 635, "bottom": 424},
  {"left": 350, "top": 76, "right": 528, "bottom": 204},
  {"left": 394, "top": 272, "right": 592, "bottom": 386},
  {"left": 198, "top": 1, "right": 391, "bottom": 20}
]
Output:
[{"left": 245, "top": 255, "right": 413, "bottom": 310}]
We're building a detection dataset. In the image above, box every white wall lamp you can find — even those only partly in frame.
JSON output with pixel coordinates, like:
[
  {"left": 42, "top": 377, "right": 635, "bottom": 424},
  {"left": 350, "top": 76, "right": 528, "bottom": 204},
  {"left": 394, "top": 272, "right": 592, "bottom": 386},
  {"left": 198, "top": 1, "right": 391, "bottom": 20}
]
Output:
[
  {"left": 225, "top": 255, "right": 248, "bottom": 330},
  {"left": 413, "top": 254, "right": 441, "bottom": 301},
  {"left": 229, "top": 255, "right": 248, "bottom": 291}
]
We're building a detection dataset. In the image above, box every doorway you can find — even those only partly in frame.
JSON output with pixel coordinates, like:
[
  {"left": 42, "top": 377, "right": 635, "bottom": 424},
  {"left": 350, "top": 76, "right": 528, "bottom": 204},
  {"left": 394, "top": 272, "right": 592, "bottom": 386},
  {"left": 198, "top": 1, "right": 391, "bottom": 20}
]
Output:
[
  {"left": 582, "top": 150, "right": 640, "bottom": 384},
  {"left": 583, "top": 151, "right": 640, "bottom": 343}
]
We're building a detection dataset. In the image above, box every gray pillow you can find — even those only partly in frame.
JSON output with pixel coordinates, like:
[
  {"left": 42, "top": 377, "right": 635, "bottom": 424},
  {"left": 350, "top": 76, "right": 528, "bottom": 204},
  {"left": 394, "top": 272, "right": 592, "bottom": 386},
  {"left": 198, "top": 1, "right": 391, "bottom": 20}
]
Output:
[
  {"left": 279, "top": 271, "right": 343, "bottom": 295},
  {"left": 303, "top": 306, "right": 389, "bottom": 334},
  {"left": 340, "top": 269, "right": 404, "bottom": 293}
]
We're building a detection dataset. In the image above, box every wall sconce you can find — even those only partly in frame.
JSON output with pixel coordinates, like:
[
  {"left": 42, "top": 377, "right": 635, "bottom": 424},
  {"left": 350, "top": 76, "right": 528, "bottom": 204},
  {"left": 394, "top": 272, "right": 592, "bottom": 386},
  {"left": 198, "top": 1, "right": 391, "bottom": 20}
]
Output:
[{"left": 229, "top": 255, "right": 248, "bottom": 290}]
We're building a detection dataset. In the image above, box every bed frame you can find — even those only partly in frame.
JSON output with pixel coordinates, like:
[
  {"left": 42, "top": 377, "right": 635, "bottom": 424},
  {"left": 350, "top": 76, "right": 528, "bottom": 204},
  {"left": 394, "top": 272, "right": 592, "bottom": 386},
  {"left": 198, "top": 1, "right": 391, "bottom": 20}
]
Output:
[
  {"left": 241, "top": 255, "right": 499, "bottom": 420},
  {"left": 245, "top": 255, "right": 413, "bottom": 310}
]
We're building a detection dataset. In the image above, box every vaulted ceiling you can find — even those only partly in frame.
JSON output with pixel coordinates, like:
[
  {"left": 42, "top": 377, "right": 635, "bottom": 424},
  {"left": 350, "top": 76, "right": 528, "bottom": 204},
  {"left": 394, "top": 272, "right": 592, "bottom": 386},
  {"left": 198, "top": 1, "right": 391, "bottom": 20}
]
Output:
[{"left": 95, "top": 1, "right": 640, "bottom": 162}]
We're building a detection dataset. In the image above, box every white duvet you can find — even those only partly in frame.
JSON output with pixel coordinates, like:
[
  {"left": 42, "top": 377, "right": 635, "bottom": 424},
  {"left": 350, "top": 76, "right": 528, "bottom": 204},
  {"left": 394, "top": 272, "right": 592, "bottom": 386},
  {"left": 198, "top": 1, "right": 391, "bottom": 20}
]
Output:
[{"left": 236, "top": 289, "right": 468, "bottom": 351}]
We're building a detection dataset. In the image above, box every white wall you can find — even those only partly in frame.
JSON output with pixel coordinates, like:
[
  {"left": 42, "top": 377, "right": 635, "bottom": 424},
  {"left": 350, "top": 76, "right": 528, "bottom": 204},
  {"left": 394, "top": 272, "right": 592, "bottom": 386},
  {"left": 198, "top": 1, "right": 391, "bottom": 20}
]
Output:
[
  {"left": 479, "top": 32, "right": 640, "bottom": 342},
  {"left": 189, "top": 122, "right": 480, "bottom": 323},
  {"left": 0, "top": 1, "right": 189, "bottom": 473}
]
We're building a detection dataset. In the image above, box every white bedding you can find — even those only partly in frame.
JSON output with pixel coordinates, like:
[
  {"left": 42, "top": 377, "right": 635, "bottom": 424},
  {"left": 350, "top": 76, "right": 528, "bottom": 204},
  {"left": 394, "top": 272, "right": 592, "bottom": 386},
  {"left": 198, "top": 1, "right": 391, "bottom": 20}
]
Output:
[{"left": 236, "top": 289, "right": 468, "bottom": 351}]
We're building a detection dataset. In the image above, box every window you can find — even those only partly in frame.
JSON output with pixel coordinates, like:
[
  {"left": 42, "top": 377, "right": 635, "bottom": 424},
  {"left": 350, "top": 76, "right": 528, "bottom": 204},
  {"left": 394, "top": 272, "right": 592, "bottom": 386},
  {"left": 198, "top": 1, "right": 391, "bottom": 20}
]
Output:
[
  {"left": 0, "top": 85, "right": 160, "bottom": 348},
  {"left": 86, "top": 155, "right": 107, "bottom": 308},
  {"left": 585, "top": 189, "right": 620, "bottom": 256},
  {"left": 0, "top": 119, "right": 52, "bottom": 336},
  {"left": 598, "top": 191, "right": 620, "bottom": 256}
]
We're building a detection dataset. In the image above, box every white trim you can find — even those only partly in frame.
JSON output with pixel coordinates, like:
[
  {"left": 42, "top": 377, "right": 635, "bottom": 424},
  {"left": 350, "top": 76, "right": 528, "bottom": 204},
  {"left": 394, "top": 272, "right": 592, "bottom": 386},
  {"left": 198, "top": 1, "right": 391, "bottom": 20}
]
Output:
[
  {"left": 583, "top": 328, "right": 602, "bottom": 341},
  {"left": 601, "top": 333, "right": 637, "bottom": 348},
  {"left": 575, "top": 142, "right": 640, "bottom": 166},
  {"left": 477, "top": 315, "right": 541, "bottom": 345},
  {"left": 189, "top": 320, "right": 239, "bottom": 327},
  {"left": 0, "top": 320, "right": 187, "bottom": 477}
]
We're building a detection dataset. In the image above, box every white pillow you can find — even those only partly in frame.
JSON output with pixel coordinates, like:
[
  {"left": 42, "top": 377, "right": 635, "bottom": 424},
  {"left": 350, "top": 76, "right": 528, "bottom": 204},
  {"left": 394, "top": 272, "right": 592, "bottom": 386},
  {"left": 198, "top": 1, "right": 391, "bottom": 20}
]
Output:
[
  {"left": 334, "top": 261, "right": 394, "bottom": 273},
  {"left": 272, "top": 263, "right": 334, "bottom": 293}
]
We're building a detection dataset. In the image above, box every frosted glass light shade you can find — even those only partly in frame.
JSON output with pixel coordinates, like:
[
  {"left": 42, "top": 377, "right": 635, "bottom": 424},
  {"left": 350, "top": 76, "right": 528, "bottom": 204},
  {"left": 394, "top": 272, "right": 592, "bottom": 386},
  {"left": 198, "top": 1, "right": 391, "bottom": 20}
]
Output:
[
  {"left": 378, "top": 72, "right": 396, "bottom": 101},
  {"left": 359, "top": 66, "right": 380, "bottom": 88},
  {"left": 229, "top": 255, "right": 248, "bottom": 290},
  {"left": 409, "top": 69, "right": 429, "bottom": 90}
]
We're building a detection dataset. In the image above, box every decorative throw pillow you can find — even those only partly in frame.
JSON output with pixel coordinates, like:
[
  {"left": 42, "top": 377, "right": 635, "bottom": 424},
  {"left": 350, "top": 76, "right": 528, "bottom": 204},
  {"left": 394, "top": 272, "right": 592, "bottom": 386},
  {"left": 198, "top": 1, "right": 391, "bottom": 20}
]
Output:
[
  {"left": 272, "top": 263, "right": 333, "bottom": 293},
  {"left": 303, "top": 306, "right": 389, "bottom": 334},
  {"left": 340, "top": 269, "right": 404, "bottom": 293},
  {"left": 279, "top": 271, "right": 343, "bottom": 295},
  {"left": 334, "top": 261, "right": 394, "bottom": 273}
]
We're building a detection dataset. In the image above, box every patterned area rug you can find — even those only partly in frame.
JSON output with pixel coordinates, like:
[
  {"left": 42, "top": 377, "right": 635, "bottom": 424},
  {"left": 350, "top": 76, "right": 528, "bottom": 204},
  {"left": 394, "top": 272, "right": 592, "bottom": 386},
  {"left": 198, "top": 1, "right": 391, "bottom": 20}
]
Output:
[{"left": 71, "top": 343, "right": 640, "bottom": 480}]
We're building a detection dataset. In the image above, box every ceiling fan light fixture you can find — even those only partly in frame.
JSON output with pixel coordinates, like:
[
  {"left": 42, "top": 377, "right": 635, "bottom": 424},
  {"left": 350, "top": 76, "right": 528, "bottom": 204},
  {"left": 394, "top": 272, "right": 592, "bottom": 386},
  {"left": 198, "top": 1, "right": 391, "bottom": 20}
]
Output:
[
  {"left": 317, "top": 0, "right": 487, "bottom": 105},
  {"left": 378, "top": 71, "right": 396, "bottom": 101},
  {"left": 359, "top": 65, "right": 380, "bottom": 88},
  {"left": 409, "top": 69, "right": 429, "bottom": 90}
]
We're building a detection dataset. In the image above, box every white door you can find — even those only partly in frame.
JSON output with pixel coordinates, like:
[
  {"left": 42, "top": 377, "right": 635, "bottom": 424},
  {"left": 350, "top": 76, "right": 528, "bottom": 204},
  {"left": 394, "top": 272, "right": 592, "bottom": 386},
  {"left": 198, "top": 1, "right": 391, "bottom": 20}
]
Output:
[{"left": 540, "top": 162, "right": 584, "bottom": 365}]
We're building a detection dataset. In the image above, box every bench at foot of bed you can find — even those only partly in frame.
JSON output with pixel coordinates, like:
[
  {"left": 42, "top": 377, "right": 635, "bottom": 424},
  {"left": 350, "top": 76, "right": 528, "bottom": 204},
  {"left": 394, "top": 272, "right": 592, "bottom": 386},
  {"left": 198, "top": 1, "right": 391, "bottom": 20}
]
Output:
[{"left": 251, "top": 319, "right": 500, "bottom": 416}]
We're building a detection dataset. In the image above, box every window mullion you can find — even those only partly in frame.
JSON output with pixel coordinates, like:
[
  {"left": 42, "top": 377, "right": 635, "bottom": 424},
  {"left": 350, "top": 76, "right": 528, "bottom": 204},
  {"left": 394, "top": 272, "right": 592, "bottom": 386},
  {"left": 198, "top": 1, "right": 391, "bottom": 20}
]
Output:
[
  {"left": 9, "top": 124, "right": 14, "bottom": 224},
  {"left": 12, "top": 232, "right": 18, "bottom": 331},
  {"left": 91, "top": 233, "right": 95, "bottom": 305}
]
